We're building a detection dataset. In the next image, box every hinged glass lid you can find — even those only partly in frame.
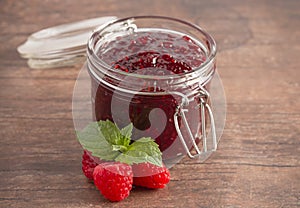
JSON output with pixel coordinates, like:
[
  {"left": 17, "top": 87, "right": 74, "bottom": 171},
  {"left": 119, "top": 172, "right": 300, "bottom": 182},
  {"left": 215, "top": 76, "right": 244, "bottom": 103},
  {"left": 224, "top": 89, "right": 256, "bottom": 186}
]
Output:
[{"left": 17, "top": 16, "right": 117, "bottom": 69}]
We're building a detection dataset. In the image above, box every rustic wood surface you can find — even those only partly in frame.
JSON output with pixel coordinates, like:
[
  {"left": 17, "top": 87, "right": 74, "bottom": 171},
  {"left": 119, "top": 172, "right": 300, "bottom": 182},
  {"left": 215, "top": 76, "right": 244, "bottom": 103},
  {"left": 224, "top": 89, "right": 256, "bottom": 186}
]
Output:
[{"left": 0, "top": 0, "right": 299, "bottom": 207}]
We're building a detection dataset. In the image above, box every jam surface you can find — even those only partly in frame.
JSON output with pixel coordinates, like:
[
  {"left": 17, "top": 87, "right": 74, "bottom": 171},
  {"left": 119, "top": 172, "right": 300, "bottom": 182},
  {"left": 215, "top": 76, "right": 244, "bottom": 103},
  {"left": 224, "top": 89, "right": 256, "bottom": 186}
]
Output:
[
  {"left": 92, "top": 29, "right": 207, "bottom": 152},
  {"left": 98, "top": 30, "right": 206, "bottom": 74}
]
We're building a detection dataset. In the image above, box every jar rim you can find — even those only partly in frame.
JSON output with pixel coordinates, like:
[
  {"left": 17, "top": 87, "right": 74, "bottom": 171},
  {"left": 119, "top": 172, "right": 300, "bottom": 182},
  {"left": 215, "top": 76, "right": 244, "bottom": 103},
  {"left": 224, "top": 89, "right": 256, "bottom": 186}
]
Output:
[{"left": 87, "top": 15, "right": 217, "bottom": 81}]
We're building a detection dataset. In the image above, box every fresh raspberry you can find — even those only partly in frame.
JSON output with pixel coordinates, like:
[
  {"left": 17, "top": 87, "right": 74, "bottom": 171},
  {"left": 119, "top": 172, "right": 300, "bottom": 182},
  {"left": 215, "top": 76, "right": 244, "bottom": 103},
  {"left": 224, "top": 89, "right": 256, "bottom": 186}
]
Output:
[
  {"left": 132, "top": 163, "right": 170, "bottom": 189},
  {"left": 82, "top": 150, "right": 99, "bottom": 180},
  {"left": 93, "top": 162, "right": 133, "bottom": 202}
]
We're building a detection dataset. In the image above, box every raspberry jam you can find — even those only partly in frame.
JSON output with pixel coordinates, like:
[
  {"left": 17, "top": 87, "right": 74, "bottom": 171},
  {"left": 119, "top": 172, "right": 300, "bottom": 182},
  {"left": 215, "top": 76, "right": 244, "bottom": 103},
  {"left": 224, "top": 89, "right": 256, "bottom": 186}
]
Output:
[{"left": 87, "top": 16, "right": 217, "bottom": 165}]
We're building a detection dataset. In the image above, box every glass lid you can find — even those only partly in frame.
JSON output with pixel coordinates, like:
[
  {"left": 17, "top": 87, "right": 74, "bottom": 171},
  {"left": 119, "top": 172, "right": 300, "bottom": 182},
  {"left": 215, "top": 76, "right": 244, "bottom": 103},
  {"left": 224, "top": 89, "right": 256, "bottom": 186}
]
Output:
[{"left": 17, "top": 16, "right": 117, "bottom": 69}]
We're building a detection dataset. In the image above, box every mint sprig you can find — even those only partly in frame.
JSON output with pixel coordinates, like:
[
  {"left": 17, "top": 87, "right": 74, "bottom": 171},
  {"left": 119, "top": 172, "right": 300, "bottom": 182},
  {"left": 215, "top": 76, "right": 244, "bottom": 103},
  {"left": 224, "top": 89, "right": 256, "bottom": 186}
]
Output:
[
  {"left": 76, "top": 120, "right": 162, "bottom": 167},
  {"left": 115, "top": 137, "right": 162, "bottom": 166}
]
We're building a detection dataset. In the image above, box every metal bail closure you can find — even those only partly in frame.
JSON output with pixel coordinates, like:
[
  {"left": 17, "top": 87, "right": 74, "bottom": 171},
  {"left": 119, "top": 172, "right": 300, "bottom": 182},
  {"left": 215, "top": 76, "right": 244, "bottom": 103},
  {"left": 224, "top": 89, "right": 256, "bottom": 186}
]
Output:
[{"left": 174, "top": 86, "right": 217, "bottom": 159}]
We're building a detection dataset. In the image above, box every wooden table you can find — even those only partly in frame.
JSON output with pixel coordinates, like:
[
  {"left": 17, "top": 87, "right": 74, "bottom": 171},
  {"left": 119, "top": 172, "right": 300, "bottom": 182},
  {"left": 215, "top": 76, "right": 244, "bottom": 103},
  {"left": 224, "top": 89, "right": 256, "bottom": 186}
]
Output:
[{"left": 1, "top": 0, "right": 299, "bottom": 207}]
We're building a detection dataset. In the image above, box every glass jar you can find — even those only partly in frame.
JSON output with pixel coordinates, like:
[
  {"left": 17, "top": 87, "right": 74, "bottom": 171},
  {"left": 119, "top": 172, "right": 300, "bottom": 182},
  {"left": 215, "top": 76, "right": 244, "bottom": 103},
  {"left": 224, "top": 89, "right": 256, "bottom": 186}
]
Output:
[{"left": 86, "top": 16, "right": 218, "bottom": 167}]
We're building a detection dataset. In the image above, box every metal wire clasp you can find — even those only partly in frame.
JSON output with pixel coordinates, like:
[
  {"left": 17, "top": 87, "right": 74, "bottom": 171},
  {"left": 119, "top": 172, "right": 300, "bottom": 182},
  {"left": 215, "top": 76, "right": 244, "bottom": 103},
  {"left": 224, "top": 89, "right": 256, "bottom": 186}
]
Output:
[{"left": 174, "top": 86, "right": 217, "bottom": 159}]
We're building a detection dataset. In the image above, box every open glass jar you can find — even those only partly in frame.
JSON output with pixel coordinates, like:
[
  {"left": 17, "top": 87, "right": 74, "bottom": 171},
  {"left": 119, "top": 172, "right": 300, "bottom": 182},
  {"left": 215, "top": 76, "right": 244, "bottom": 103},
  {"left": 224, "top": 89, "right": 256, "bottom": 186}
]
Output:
[
  {"left": 85, "top": 16, "right": 221, "bottom": 167},
  {"left": 17, "top": 15, "right": 226, "bottom": 184}
]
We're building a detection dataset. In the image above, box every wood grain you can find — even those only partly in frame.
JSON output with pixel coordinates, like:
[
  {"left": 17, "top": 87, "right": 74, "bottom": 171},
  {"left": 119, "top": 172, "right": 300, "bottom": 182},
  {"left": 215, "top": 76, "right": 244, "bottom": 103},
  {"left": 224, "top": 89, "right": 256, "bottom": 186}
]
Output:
[{"left": 0, "top": 0, "right": 299, "bottom": 207}]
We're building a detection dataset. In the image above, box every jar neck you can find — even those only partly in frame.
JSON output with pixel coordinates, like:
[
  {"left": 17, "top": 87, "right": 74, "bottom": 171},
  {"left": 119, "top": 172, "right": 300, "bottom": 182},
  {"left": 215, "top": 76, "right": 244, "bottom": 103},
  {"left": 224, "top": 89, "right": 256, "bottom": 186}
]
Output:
[
  {"left": 87, "top": 16, "right": 217, "bottom": 97},
  {"left": 88, "top": 53, "right": 216, "bottom": 96}
]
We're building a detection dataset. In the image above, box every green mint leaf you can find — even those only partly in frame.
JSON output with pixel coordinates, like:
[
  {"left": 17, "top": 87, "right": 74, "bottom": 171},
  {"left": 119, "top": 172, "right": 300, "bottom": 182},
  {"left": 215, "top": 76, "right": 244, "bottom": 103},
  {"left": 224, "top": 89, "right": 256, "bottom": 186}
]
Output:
[
  {"left": 115, "top": 137, "right": 163, "bottom": 167},
  {"left": 98, "top": 120, "right": 131, "bottom": 149},
  {"left": 120, "top": 123, "right": 133, "bottom": 139},
  {"left": 76, "top": 122, "right": 120, "bottom": 161},
  {"left": 118, "top": 122, "right": 133, "bottom": 148},
  {"left": 98, "top": 120, "right": 121, "bottom": 145}
]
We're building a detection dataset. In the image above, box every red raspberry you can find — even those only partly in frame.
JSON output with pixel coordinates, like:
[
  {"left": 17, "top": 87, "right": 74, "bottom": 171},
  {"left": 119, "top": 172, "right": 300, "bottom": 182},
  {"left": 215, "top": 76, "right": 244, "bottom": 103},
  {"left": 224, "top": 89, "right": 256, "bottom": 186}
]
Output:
[
  {"left": 93, "top": 162, "right": 133, "bottom": 202},
  {"left": 81, "top": 150, "right": 99, "bottom": 180},
  {"left": 132, "top": 163, "right": 170, "bottom": 189}
]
